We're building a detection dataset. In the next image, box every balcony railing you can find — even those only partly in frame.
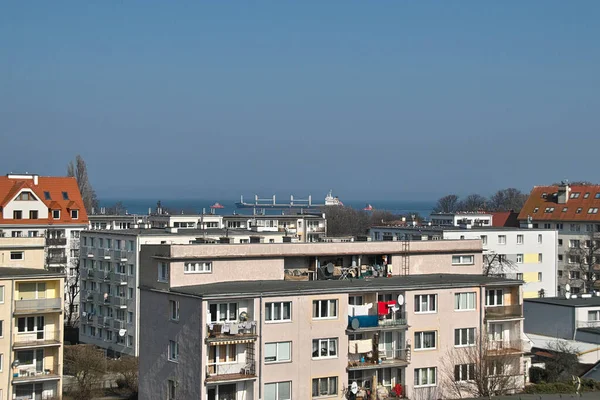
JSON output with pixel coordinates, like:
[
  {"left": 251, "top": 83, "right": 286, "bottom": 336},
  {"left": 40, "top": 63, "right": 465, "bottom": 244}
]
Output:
[
  {"left": 14, "top": 298, "right": 61, "bottom": 314},
  {"left": 13, "top": 329, "right": 61, "bottom": 348},
  {"left": 110, "top": 296, "right": 128, "bottom": 308},
  {"left": 12, "top": 361, "right": 61, "bottom": 383},
  {"left": 487, "top": 340, "right": 526, "bottom": 355},
  {"left": 347, "top": 311, "right": 408, "bottom": 331},
  {"left": 113, "top": 319, "right": 125, "bottom": 330},
  {"left": 484, "top": 304, "right": 522, "bottom": 320},
  {"left": 46, "top": 255, "right": 67, "bottom": 264},
  {"left": 205, "top": 360, "right": 256, "bottom": 383},
  {"left": 577, "top": 320, "right": 600, "bottom": 329},
  {"left": 206, "top": 321, "right": 257, "bottom": 342},
  {"left": 110, "top": 272, "right": 129, "bottom": 285},
  {"left": 46, "top": 237, "right": 67, "bottom": 246},
  {"left": 348, "top": 342, "right": 410, "bottom": 371}
]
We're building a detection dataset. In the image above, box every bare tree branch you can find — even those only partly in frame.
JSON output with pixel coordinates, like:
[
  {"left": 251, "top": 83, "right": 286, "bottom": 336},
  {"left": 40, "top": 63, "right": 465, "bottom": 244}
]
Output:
[{"left": 67, "top": 154, "right": 99, "bottom": 214}]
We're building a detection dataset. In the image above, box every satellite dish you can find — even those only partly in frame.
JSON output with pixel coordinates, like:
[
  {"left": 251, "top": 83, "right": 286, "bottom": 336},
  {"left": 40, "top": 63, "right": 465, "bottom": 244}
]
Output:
[
  {"left": 326, "top": 263, "right": 335, "bottom": 274},
  {"left": 351, "top": 382, "right": 358, "bottom": 394},
  {"left": 81, "top": 311, "right": 87, "bottom": 317},
  {"left": 566, "top": 284, "right": 571, "bottom": 291},
  {"left": 350, "top": 318, "right": 360, "bottom": 330},
  {"left": 397, "top": 294, "right": 405, "bottom": 306},
  {"left": 119, "top": 329, "right": 127, "bottom": 337},
  {"left": 565, "top": 291, "right": 571, "bottom": 299}
]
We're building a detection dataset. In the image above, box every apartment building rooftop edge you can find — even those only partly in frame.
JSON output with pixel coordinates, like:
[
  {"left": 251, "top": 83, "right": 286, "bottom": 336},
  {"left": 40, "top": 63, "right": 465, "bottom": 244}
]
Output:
[
  {"left": 0, "top": 267, "right": 65, "bottom": 279},
  {"left": 525, "top": 296, "right": 600, "bottom": 307}
]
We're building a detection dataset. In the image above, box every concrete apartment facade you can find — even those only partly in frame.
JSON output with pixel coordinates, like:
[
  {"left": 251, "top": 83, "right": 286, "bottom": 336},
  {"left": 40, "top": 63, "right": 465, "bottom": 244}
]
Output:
[
  {"left": 0, "top": 237, "right": 45, "bottom": 269},
  {"left": 370, "top": 226, "right": 557, "bottom": 298},
  {"left": 0, "top": 263, "right": 64, "bottom": 400},
  {"left": 138, "top": 241, "right": 526, "bottom": 400},
  {"left": 519, "top": 183, "right": 600, "bottom": 295},
  {"left": 0, "top": 174, "right": 89, "bottom": 322}
]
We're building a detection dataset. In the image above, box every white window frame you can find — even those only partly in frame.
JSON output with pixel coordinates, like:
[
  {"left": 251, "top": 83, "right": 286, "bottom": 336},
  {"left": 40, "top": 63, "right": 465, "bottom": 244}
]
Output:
[
  {"left": 516, "top": 234, "right": 524, "bottom": 245},
  {"left": 264, "top": 381, "right": 292, "bottom": 400},
  {"left": 480, "top": 235, "right": 487, "bottom": 245},
  {"left": 52, "top": 210, "right": 60, "bottom": 219},
  {"left": 183, "top": 261, "right": 212, "bottom": 274},
  {"left": 498, "top": 235, "right": 506, "bottom": 245},
  {"left": 485, "top": 289, "right": 504, "bottom": 306},
  {"left": 265, "top": 302, "right": 292, "bottom": 323},
  {"left": 265, "top": 342, "right": 292, "bottom": 363},
  {"left": 10, "top": 251, "right": 24, "bottom": 261},
  {"left": 71, "top": 209, "right": 79, "bottom": 219},
  {"left": 312, "top": 338, "right": 338, "bottom": 359},
  {"left": 452, "top": 255, "right": 474, "bottom": 265},
  {"left": 454, "top": 292, "right": 476, "bottom": 311},
  {"left": 312, "top": 299, "right": 338, "bottom": 320},
  {"left": 516, "top": 254, "right": 523, "bottom": 263},
  {"left": 209, "top": 302, "right": 238, "bottom": 323},
  {"left": 414, "top": 367, "right": 437, "bottom": 387},
  {"left": 414, "top": 294, "right": 437, "bottom": 313},
  {"left": 158, "top": 262, "right": 169, "bottom": 282},
  {"left": 0, "top": 286, "right": 4, "bottom": 304},
  {"left": 312, "top": 376, "right": 338, "bottom": 398},
  {"left": 169, "top": 300, "right": 179, "bottom": 321},
  {"left": 168, "top": 340, "right": 179, "bottom": 362},
  {"left": 414, "top": 331, "right": 437, "bottom": 351},
  {"left": 454, "top": 328, "right": 476, "bottom": 347}
]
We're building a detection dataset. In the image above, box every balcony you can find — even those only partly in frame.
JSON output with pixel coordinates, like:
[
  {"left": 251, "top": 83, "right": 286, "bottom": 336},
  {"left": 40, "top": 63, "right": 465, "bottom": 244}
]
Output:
[
  {"left": 110, "top": 272, "right": 130, "bottom": 285},
  {"left": 347, "top": 311, "right": 408, "bottom": 332},
  {"left": 110, "top": 296, "right": 128, "bottom": 308},
  {"left": 113, "top": 319, "right": 125, "bottom": 330},
  {"left": 14, "top": 298, "right": 62, "bottom": 315},
  {"left": 206, "top": 321, "right": 257, "bottom": 344},
  {"left": 484, "top": 305, "right": 523, "bottom": 320},
  {"left": 577, "top": 320, "right": 600, "bottom": 329},
  {"left": 12, "top": 361, "right": 61, "bottom": 383},
  {"left": 348, "top": 348, "right": 410, "bottom": 371},
  {"left": 13, "top": 330, "right": 61, "bottom": 349},
  {"left": 87, "top": 269, "right": 96, "bottom": 279},
  {"left": 46, "top": 256, "right": 67, "bottom": 265},
  {"left": 205, "top": 360, "right": 256, "bottom": 383},
  {"left": 487, "top": 340, "right": 526, "bottom": 356},
  {"left": 46, "top": 237, "right": 67, "bottom": 246}
]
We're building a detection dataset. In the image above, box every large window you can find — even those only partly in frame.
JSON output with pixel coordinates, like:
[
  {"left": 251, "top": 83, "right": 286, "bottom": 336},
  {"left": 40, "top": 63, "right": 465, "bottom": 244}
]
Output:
[
  {"left": 168, "top": 340, "right": 179, "bottom": 362},
  {"left": 184, "top": 262, "right": 212, "bottom": 273},
  {"left": 414, "top": 367, "right": 437, "bottom": 387},
  {"left": 452, "top": 255, "right": 474, "bottom": 265},
  {"left": 18, "top": 282, "right": 46, "bottom": 300},
  {"left": 485, "top": 289, "right": 503, "bottom": 306},
  {"left": 265, "top": 302, "right": 291, "bottom": 322},
  {"left": 17, "top": 316, "right": 44, "bottom": 333},
  {"left": 454, "top": 292, "right": 476, "bottom": 310},
  {"left": 264, "top": 381, "right": 291, "bottom": 400},
  {"left": 265, "top": 342, "right": 291, "bottom": 363},
  {"left": 158, "top": 262, "right": 169, "bottom": 282},
  {"left": 454, "top": 328, "right": 476, "bottom": 346},
  {"left": 414, "top": 294, "right": 437, "bottom": 313},
  {"left": 312, "top": 377, "right": 337, "bottom": 398},
  {"left": 209, "top": 303, "right": 238, "bottom": 323},
  {"left": 312, "top": 338, "right": 338, "bottom": 359},
  {"left": 312, "top": 299, "right": 338, "bottom": 319},
  {"left": 414, "top": 331, "right": 436, "bottom": 350},
  {"left": 455, "top": 364, "right": 475, "bottom": 382}
]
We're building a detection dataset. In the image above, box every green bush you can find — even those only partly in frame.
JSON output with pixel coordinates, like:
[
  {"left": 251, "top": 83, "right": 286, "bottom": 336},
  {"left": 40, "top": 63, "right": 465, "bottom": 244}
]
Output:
[
  {"left": 529, "top": 366, "right": 548, "bottom": 384},
  {"left": 524, "top": 382, "right": 575, "bottom": 394}
]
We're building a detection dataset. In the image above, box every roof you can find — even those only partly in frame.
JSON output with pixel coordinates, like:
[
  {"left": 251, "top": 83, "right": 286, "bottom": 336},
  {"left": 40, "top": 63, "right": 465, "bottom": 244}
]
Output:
[
  {"left": 527, "top": 333, "right": 600, "bottom": 357},
  {"left": 525, "top": 295, "right": 600, "bottom": 307},
  {"left": 491, "top": 211, "right": 519, "bottom": 227},
  {"left": 165, "top": 274, "right": 520, "bottom": 299},
  {"left": 0, "top": 175, "right": 89, "bottom": 226},
  {"left": 82, "top": 228, "right": 288, "bottom": 237},
  {"left": 518, "top": 185, "right": 600, "bottom": 222},
  {"left": 0, "top": 267, "right": 64, "bottom": 279}
]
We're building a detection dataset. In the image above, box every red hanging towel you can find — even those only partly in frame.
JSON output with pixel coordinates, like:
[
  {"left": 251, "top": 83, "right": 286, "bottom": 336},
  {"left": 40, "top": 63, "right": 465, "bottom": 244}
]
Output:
[{"left": 377, "top": 301, "right": 388, "bottom": 315}]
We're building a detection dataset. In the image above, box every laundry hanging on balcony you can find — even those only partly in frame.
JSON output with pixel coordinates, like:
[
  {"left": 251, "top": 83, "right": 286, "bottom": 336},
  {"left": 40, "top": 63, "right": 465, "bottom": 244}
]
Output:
[
  {"left": 348, "top": 339, "right": 373, "bottom": 354},
  {"left": 377, "top": 301, "right": 396, "bottom": 315},
  {"left": 347, "top": 303, "right": 373, "bottom": 317}
]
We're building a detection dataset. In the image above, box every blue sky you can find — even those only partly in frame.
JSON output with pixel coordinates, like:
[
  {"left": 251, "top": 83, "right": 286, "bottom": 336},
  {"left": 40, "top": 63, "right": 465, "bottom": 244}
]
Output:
[{"left": 1, "top": 1, "right": 599, "bottom": 200}]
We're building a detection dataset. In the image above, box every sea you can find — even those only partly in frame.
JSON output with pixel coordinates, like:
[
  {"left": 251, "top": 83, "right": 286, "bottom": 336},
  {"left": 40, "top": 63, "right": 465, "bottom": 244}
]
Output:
[{"left": 98, "top": 198, "right": 435, "bottom": 218}]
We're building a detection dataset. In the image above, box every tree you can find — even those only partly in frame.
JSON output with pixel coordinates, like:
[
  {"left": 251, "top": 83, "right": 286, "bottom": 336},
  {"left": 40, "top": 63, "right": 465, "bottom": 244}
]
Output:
[
  {"left": 433, "top": 194, "right": 460, "bottom": 213},
  {"left": 488, "top": 188, "right": 528, "bottom": 212},
  {"left": 441, "top": 333, "right": 522, "bottom": 398},
  {"left": 67, "top": 155, "right": 99, "bottom": 214},
  {"left": 110, "top": 356, "right": 139, "bottom": 396},
  {"left": 565, "top": 230, "right": 600, "bottom": 293},
  {"left": 324, "top": 206, "right": 371, "bottom": 237},
  {"left": 64, "top": 344, "right": 107, "bottom": 400},
  {"left": 483, "top": 252, "right": 518, "bottom": 277},
  {"left": 544, "top": 340, "right": 580, "bottom": 382},
  {"left": 457, "top": 194, "right": 487, "bottom": 212},
  {"left": 105, "top": 201, "right": 127, "bottom": 215},
  {"left": 64, "top": 258, "right": 81, "bottom": 328}
]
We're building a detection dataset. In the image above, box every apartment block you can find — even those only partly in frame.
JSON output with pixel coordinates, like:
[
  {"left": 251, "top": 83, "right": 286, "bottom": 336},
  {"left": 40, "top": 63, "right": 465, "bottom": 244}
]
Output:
[
  {"left": 370, "top": 225, "right": 557, "bottom": 298},
  {"left": 518, "top": 183, "right": 600, "bottom": 295},
  {"left": 0, "top": 173, "right": 89, "bottom": 321},
  {"left": 0, "top": 266, "right": 64, "bottom": 399},
  {"left": 0, "top": 237, "right": 45, "bottom": 269},
  {"left": 138, "top": 241, "right": 526, "bottom": 399}
]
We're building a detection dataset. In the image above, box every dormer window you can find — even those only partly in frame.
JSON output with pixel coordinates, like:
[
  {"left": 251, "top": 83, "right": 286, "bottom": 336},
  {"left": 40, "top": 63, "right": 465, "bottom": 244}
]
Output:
[
  {"left": 62, "top": 192, "right": 69, "bottom": 200},
  {"left": 52, "top": 210, "right": 60, "bottom": 219},
  {"left": 44, "top": 191, "right": 51, "bottom": 200},
  {"left": 16, "top": 192, "right": 36, "bottom": 201},
  {"left": 71, "top": 209, "right": 79, "bottom": 219},
  {"left": 541, "top": 192, "right": 547, "bottom": 199}
]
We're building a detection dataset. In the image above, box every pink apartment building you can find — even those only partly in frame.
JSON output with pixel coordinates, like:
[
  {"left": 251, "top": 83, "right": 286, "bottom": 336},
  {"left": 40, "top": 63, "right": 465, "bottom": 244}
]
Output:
[{"left": 137, "top": 241, "right": 526, "bottom": 400}]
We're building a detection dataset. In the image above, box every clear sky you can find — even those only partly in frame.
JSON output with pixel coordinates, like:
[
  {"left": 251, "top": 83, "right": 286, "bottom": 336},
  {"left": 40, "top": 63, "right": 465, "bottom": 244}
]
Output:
[{"left": 1, "top": 1, "right": 599, "bottom": 201}]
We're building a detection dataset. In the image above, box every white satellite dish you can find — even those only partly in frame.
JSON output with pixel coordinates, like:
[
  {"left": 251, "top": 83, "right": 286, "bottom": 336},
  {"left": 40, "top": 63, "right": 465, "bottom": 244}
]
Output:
[
  {"left": 565, "top": 291, "right": 571, "bottom": 299},
  {"left": 351, "top": 381, "right": 358, "bottom": 394},
  {"left": 397, "top": 294, "right": 405, "bottom": 306},
  {"left": 565, "top": 283, "right": 571, "bottom": 291},
  {"left": 81, "top": 311, "right": 87, "bottom": 317},
  {"left": 118, "top": 329, "right": 127, "bottom": 337}
]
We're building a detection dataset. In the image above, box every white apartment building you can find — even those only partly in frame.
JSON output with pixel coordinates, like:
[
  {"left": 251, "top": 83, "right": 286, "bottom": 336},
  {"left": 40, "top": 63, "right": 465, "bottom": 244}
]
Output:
[{"left": 430, "top": 212, "right": 493, "bottom": 228}]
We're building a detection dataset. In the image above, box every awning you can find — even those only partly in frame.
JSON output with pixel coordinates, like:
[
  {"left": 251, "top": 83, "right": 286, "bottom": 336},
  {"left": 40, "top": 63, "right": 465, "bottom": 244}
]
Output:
[{"left": 209, "top": 339, "right": 254, "bottom": 346}]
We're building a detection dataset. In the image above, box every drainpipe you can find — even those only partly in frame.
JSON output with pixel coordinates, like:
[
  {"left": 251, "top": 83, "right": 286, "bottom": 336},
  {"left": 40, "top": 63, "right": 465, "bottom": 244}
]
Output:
[
  {"left": 479, "top": 286, "right": 484, "bottom": 371},
  {"left": 259, "top": 293, "right": 263, "bottom": 400}
]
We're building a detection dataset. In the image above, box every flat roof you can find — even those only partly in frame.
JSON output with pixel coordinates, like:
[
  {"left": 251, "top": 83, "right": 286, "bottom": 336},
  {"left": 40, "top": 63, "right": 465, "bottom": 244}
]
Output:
[
  {"left": 0, "top": 267, "right": 64, "bottom": 279},
  {"left": 165, "top": 274, "right": 520, "bottom": 299},
  {"left": 371, "top": 225, "right": 554, "bottom": 232},
  {"left": 81, "top": 228, "right": 287, "bottom": 237},
  {"left": 525, "top": 296, "right": 600, "bottom": 307}
]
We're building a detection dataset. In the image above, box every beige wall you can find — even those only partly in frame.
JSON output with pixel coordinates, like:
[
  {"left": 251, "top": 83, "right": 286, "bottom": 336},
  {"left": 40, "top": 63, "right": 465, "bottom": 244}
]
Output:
[
  {"left": 0, "top": 237, "right": 45, "bottom": 269},
  {"left": 171, "top": 258, "right": 284, "bottom": 287},
  {"left": 403, "top": 252, "right": 483, "bottom": 276}
]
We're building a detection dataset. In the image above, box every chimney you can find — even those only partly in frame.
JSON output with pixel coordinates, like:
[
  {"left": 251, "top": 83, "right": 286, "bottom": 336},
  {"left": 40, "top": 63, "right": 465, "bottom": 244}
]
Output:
[
  {"left": 33, "top": 174, "right": 38, "bottom": 185},
  {"left": 557, "top": 181, "right": 570, "bottom": 204}
]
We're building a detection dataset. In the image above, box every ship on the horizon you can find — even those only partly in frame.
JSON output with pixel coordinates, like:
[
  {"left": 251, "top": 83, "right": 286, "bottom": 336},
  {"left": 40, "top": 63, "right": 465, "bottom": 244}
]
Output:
[{"left": 235, "top": 190, "right": 343, "bottom": 209}]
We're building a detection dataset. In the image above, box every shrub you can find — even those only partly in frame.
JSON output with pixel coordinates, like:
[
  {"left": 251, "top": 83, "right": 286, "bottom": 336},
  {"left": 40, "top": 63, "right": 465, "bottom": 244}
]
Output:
[{"left": 529, "top": 366, "right": 548, "bottom": 384}]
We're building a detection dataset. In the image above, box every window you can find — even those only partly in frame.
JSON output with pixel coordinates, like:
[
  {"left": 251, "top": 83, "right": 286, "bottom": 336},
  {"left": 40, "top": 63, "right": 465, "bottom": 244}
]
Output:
[
  {"left": 10, "top": 251, "right": 24, "bottom": 260},
  {"left": 571, "top": 192, "right": 581, "bottom": 199},
  {"left": 62, "top": 191, "right": 69, "bottom": 200},
  {"left": 44, "top": 191, "right": 51, "bottom": 200},
  {"left": 516, "top": 254, "right": 523, "bottom": 263},
  {"left": 52, "top": 210, "right": 60, "bottom": 219},
  {"left": 414, "top": 367, "right": 437, "bottom": 387},
  {"left": 265, "top": 302, "right": 291, "bottom": 322},
  {"left": 455, "top": 328, "right": 476, "bottom": 346},
  {"left": 158, "top": 262, "right": 169, "bottom": 282},
  {"left": 544, "top": 207, "right": 554, "bottom": 213},
  {"left": 312, "top": 299, "right": 338, "bottom": 319},
  {"left": 570, "top": 224, "right": 580, "bottom": 232},
  {"left": 184, "top": 262, "right": 212, "bottom": 273},
  {"left": 557, "top": 223, "right": 564, "bottom": 230},
  {"left": 349, "top": 296, "right": 363, "bottom": 305},
  {"left": 538, "top": 234, "right": 543, "bottom": 244},
  {"left": 0, "top": 353, "right": 2, "bottom": 372},
  {"left": 452, "top": 255, "right": 474, "bottom": 265},
  {"left": 28, "top": 210, "right": 38, "bottom": 219},
  {"left": 498, "top": 235, "right": 506, "bottom": 245},
  {"left": 414, "top": 331, "right": 436, "bottom": 350},
  {"left": 312, "top": 377, "right": 337, "bottom": 397},
  {"left": 265, "top": 342, "right": 291, "bottom": 363},
  {"left": 588, "top": 310, "right": 600, "bottom": 321},
  {"left": 167, "top": 379, "right": 176, "bottom": 400},
  {"left": 584, "top": 192, "right": 591, "bottom": 199},
  {"left": 538, "top": 253, "right": 543, "bottom": 263},
  {"left": 71, "top": 209, "right": 78, "bottom": 219},
  {"left": 576, "top": 208, "right": 583, "bottom": 214},
  {"left": 0, "top": 286, "right": 4, "bottom": 303},
  {"left": 588, "top": 208, "right": 599, "bottom": 214},
  {"left": 128, "top": 312, "right": 134, "bottom": 323},
  {"left": 455, "top": 363, "right": 475, "bottom": 382},
  {"left": 558, "top": 239, "right": 563, "bottom": 246},
  {"left": 13, "top": 210, "right": 22, "bottom": 219},
  {"left": 480, "top": 235, "right": 487, "bottom": 245},
  {"left": 264, "top": 381, "right": 291, "bottom": 400},
  {"left": 169, "top": 300, "right": 179, "bottom": 321},
  {"left": 17, "top": 316, "right": 44, "bottom": 333},
  {"left": 0, "top": 321, "right": 3, "bottom": 338},
  {"left": 168, "top": 340, "right": 179, "bottom": 362},
  {"left": 544, "top": 223, "right": 552, "bottom": 229},
  {"left": 312, "top": 338, "right": 338, "bottom": 359},
  {"left": 533, "top": 207, "right": 539, "bottom": 213},
  {"left": 538, "top": 272, "right": 543, "bottom": 281},
  {"left": 570, "top": 239, "right": 581, "bottom": 248},
  {"left": 485, "top": 289, "right": 503, "bottom": 306},
  {"left": 516, "top": 235, "right": 523, "bottom": 244},
  {"left": 415, "top": 294, "right": 437, "bottom": 313},
  {"left": 454, "top": 292, "right": 476, "bottom": 310},
  {"left": 128, "top": 240, "right": 134, "bottom": 251},
  {"left": 570, "top": 271, "right": 581, "bottom": 279},
  {"left": 209, "top": 303, "right": 238, "bottom": 322},
  {"left": 558, "top": 270, "right": 563, "bottom": 277}
]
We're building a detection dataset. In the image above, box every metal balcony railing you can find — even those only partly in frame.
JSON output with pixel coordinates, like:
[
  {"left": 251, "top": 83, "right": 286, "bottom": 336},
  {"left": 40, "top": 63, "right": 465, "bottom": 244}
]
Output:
[
  {"left": 46, "top": 237, "right": 67, "bottom": 246},
  {"left": 206, "top": 321, "right": 257, "bottom": 340},
  {"left": 484, "top": 304, "right": 522, "bottom": 320},
  {"left": 47, "top": 255, "right": 67, "bottom": 264},
  {"left": 206, "top": 360, "right": 256, "bottom": 382},
  {"left": 487, "top": 340, "right": 526, "bottom": 354},
  {"left": 113, "top": 319, "right": 125, "bottom": 330},
  {"left": 12, "top": 361, "right": 60, "bottom": 383},
  {"left": 14, "top": 298, "right": 61, "bottom": 313},
  {"left": 577, "top": 320, "right": 600, "bottom": 328}
]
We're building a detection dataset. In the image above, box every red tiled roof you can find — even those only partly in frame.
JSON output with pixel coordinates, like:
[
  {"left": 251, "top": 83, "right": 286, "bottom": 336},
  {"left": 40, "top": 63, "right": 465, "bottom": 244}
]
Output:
[
  {"left": 518, "top": 185, "right": 600, "bottom": 222},
  {"left": 0, "top": 175, "right": 89, "bottom": 226},
  {"left": 491, "top": 211, "right": 519, "bottom": 227}
]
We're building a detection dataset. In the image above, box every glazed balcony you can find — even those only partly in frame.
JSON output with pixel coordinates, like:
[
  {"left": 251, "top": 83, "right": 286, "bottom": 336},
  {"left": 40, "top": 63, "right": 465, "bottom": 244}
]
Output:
[
  {"left": 46, "top": 237, "right": 67, "bottom": 246},
  {"left": 484, "top": 305, "right": 523, "bottom": 320}
]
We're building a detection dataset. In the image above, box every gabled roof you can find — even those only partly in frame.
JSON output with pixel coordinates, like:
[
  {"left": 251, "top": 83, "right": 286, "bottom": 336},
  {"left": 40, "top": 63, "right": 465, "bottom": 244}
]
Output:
[
  {"left": 518, "top": 185, "right": 600, "bottom": 222},
  {"left": 0, "top": 175, "right": 89, "bottom": 226},
  {"left": 491, "top": 211, "right": 519, "bottom": 227}
]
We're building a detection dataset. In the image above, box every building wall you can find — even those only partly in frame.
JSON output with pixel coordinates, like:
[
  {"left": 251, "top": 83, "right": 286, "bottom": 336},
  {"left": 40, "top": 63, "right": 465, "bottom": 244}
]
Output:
[
  {"left": 523, "top": 301, "right": 574, "bottom": 340},
  {"left": 0, "top": 237, "right": 45, "bottom": 268},
  {"left": 2, "top": 190, "right": 49, "bottom": 220}
]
